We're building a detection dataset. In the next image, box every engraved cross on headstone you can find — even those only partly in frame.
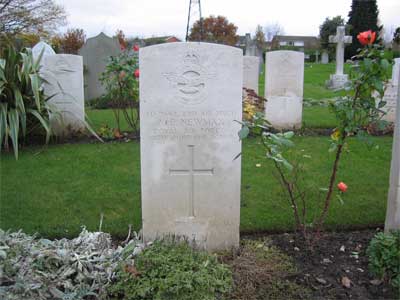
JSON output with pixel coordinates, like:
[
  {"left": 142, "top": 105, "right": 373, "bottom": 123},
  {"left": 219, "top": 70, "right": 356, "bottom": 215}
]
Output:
[
  {"left": 329, "top": 26, "right": 352, "bottom": 76},
  {"left": 169, "top": 145, "right": 214, "bottom": 218}
]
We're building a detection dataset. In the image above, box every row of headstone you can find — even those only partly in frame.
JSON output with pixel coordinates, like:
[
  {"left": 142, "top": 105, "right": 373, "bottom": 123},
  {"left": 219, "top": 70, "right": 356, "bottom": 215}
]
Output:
[{"left": 32, "top": 42, "right": 85, "bottom": 134}]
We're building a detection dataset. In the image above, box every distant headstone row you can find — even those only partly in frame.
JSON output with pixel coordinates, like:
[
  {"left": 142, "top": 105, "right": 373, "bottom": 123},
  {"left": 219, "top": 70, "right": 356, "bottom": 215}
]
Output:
[{"left": 32, "top": 42, "right": 85, "bottom": 134}]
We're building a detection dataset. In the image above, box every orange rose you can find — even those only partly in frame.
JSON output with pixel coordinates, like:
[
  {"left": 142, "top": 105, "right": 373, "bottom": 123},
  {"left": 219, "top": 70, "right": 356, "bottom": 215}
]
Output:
[
  {"left": 357, "top": 30, "right": 376, "bottom": 46},
  {"left": 337, "top": 182, "right": 348, "bottom": 192}
]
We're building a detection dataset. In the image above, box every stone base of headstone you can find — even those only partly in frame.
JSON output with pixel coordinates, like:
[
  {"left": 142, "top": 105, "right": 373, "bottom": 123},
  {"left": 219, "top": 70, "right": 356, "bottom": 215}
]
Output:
[
  {"left": 265, "top": 96, "right": 303, "bottom": 129},
  {"left": 326, "top": 74, "right": 349, "bottom": 90}
]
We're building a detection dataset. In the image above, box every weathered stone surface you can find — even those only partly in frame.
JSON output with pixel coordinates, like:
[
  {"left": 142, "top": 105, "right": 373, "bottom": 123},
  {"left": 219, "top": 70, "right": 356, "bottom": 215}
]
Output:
[
  {"left": 243, "top": 56, "right": 259, "bottom": 92},
  {"left": 264, "top": 50, "right": 304, "bottom": 129},
  {"left": 79, "top": 32, "right": 120, "bottom": 100},
  {"left": 41, "top": 54, "right": 85, "bottom": 134},
  {"left": 139, "top": 42, "right": 242, "bottom": 251},
  {"left": 385, "top": 67, "right": 400, "bottom": 232},
  {"left": 380, "top": 83, "right": 398, "bottom": 122},
  {"left": 32, "top": 41, "right": 56, "bottom": 63},
  {"left": 326, "top": 26, "right": 352, "bottom": 90}
]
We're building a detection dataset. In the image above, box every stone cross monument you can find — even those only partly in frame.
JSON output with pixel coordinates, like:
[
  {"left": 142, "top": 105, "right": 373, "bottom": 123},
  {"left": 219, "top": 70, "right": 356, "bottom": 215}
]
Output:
[{"left": 326, "top": 26, "right": 352, "bottom": 89}]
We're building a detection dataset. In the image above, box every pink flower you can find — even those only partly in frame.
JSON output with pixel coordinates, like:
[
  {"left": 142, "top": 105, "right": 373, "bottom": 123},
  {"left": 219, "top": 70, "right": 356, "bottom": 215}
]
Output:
[
  {"left": 133, "top": 44, "right": 139, "bottom": 51},
  {"left": 134, "top": 69, "right": 140, "bottom": 78},
  {"left": 357, "top": 30, "right": 376, "bottom": 46},
  {"left": 337, "top": 182, "right": 348, "bottom": 193}
]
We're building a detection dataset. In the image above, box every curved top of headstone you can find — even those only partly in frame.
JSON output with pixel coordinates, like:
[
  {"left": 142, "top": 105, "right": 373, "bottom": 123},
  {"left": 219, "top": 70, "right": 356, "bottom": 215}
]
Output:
[
  {"left": 140, "top": 41, "right": 242, "bottom": 55},
  {"left": 32, "top": 41, "right": 55, "bottom": 62},
  {"left": 79, "top": 32, "right": 120, "bottom": 55},
  {"left": 265, "top": 50, "right": 304, "bottom": 59}
]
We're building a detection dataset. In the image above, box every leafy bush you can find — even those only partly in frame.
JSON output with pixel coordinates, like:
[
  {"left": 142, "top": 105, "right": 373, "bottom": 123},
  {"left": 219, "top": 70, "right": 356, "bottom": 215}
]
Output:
[
  {"left": 0, "top": 44, "right": 56, "bottom": 158},
  {"left": 87, "top": 95, "right": 112, "bottom": 109},
  {"left": 108, "top": 238, "right": 233, "bottom": 300},
  {"left": 367, "top": 230, "right": 400, "bottom": 288},
  {"left": 100, "top": 47, "right": 139, "bottom": 134},
  {"left": 0, "top": 228, "right": 145, "bottom": 300}
]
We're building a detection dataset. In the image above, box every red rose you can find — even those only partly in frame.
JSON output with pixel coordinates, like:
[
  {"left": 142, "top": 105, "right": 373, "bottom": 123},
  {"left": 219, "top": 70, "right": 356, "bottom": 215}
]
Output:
[
  {"left": 357, "top": 30, "right": 376, "bottom": 46},
  {"left": 337, "top": 182, "right": 348, "bottom": 193},
  {"left": 134, "top": 69, "right": 140, "bottom": 78},
  {"left": 133, "top": 44, "right": 139, "bottom": 51}
]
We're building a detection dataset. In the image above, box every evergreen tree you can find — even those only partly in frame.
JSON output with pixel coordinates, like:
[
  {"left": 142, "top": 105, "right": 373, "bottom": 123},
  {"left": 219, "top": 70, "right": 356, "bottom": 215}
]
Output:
[{"left": 346, "top": 0, "right": 380, "bottom": 59}]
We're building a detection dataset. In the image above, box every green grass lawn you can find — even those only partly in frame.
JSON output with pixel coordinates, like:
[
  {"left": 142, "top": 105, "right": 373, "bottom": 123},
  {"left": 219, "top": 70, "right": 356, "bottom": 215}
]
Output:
[{"left": 0, "top": 136, "right": 392, "bottom": 239}]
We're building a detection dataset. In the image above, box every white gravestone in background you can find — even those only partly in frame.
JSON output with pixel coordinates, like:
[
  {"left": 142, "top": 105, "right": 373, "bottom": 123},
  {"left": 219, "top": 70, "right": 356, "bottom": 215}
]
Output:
[
  {"left": 41, "top": 54, "right": 85, "bottom": 134},
  {"left": 377, "top": 58, "right": 400, "bottom": 122},
  {"left": 140, "top": 42, "right": 242, "bottom": 251},
  {"left": 32, "top": 41, "right": 56, "bottom": 62},
  {"left": 321, "top": 50, "right": 329, "bottom": 64},
  {"left": 243, "top": 56, "right": 259, "bottom": 92},
  {"left": 326, "top": 26, "right": 352, "bottom": 89},
  {"left": 385, "top": 67, "right": 400, "bottom": 232},
  {"left": 264, "top": 50, "right": 304, "bottom": 129}
]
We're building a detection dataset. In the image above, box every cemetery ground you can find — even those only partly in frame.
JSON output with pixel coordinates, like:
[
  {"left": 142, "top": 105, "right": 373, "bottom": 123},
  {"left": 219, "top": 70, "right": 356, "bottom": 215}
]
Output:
[{"left": 1, "top": 62, "right": 398, "bottom": 299}]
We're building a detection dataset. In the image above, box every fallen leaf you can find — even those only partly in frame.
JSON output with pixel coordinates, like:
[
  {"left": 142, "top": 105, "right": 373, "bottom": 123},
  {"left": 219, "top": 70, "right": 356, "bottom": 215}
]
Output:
[
  {"left": 339, "top": 245, "right": 345, "bottom": 252},
  {"left": 255, "top": 163, "right": 261, "bottom": 167},
  {"left": 316, "top": 277, "right": 327, "bottom": 285},
  {"left": 125, "top": 264, "right": 140, "bottom": 277},
  {"left": 341, "top": 276, "right": 351, "bottom": 288}
]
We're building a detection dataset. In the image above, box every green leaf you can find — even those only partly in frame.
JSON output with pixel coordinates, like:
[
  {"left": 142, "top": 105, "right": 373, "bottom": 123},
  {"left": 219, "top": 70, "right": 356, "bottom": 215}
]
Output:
[
  {"left": 28, "top": 109, "right": 51, "bottom": 143},
  {"left": 29, "top": 73, "right": 41, "bottom": 110},
  {"left": 282, "top": 159, "right": 293, "bottom": 171},
  {"left": 283, "top": 131, "right": 294, "bottom": 139},
  {"left": 238, "top": 126, "right": 250, "bottom": 140},
  {"left": 0, "top": 103, "right": 8, "bottom": 150},
  {"left": 8, "top": 109, "right": 19, "bottom": 159},
  {"left": 380, "top": 59, "right": 389, "bottom": 70}
]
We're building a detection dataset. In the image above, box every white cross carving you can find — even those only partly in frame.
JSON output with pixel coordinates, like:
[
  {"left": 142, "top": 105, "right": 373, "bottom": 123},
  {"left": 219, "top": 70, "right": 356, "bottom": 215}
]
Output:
[{"left": 169, "top": 145, "right": 214, "bottom": 217}]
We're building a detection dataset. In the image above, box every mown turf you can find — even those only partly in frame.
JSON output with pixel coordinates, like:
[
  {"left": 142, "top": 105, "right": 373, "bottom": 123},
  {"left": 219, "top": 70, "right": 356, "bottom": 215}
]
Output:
[{"left": 0, "top": 136, "right": 392, "bottom": 239}]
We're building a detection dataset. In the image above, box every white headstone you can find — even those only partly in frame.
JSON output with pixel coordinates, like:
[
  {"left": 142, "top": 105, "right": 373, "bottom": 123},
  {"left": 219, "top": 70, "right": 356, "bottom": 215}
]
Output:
[
  {"left": 41, "top": 54, "right": 85, "bottom": 134},
  {"left": 79, "top": 32, "right": 121, "bottom": 100},
  {"left": 139, "top": 42, "right": 242, "bottom": 251},
  {"left": 32, "top": 41, "right": 56, "bottom": 63},
  {"left": 243, "top": 56, "right": 259, "bottom": 92},
  {"left": 264, "top": 50, "right": 304, "bottom": 129},
  {"left": 385, "top": 67, "right": 400, "bottom": 232},
  {"left": 376, "top": 60, "right": 400, "bottom": 123},
  {"left": 321, "top": 50, "right": 329, "bottom": 64},
  {"left": 326, "top": 26, "right": 352, "bottom": 89}
]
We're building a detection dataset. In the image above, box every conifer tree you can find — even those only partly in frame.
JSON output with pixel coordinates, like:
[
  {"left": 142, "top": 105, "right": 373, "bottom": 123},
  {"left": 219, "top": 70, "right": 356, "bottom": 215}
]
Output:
[{"left": 346, "top": 0, "right": 380, "bottom": 59}]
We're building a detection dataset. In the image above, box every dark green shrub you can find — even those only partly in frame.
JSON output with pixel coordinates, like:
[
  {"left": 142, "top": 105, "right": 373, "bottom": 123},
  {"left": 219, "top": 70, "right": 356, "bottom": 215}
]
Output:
[
  {"left": 367, "top": 230, "right": 400, "bottom": 288},
  {"left": 108, "top": 239, "right": 232, "bottom": 300},
  {"left": 87, "top": 95, "right": 112, "bottom": 109}
]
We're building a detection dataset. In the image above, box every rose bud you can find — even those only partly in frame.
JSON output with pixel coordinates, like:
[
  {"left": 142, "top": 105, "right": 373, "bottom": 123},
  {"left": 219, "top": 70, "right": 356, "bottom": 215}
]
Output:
[{"left": 337, "top": 182, "right": 348, "bottom": 193}]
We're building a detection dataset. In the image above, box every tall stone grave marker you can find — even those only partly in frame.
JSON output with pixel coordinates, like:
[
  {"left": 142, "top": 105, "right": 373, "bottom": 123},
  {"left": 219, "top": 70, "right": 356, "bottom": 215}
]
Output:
[
  {"left": 41, "top": 54, "right": 85, "bottom": 134},
  {"left": 385, "top": 67, "right": 400, "bottom": 232},
  {"left": 326, "top": 26, "right": 352, "bottom": 89},
  {"left": 140, "top": 42, "right": 242, "bottom": 251},
  {"left": 321, "top": 50, "right": 329, "bottom": 64},
  {"left": 264, "top": 50, "right": 304, "bottom": 129},
  {"left": 79, "top": 32, "right": 120, "bottom": 100},
  {"left": 243, "top": 56, "right": 259, "bottom": 92}
]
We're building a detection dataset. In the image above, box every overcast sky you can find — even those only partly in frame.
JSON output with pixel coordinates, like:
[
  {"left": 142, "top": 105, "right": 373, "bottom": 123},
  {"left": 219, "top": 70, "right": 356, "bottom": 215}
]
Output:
[{"left": 56, "top": 0, "right": 399, "bottom": 40}]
